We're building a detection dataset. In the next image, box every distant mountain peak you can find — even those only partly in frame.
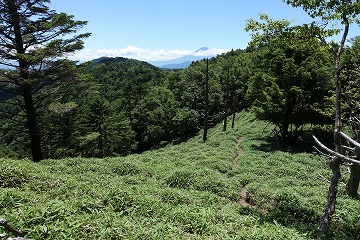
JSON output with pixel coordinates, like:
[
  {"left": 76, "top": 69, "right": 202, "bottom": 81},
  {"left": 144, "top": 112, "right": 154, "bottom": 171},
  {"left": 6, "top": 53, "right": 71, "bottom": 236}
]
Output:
[
  {"left": 149, "top": 47, "right": 214, "bottom": 69},
  {"left": 195, "top": 47, "right": 209, "bottom": 53}
]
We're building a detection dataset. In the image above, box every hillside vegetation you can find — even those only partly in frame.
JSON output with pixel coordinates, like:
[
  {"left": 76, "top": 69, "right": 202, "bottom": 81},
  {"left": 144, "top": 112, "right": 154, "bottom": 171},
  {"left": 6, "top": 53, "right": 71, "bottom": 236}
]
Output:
[{"left": 1, "top": 112, "right": 359, "bottom": 239}]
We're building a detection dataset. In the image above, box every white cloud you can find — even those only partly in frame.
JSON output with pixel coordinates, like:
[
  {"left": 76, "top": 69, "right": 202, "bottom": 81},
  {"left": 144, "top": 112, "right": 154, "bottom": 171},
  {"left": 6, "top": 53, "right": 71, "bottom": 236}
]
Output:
[
  {"left": 194, "top": 48, "right": 231, "bottom": 57},
  {"left": 67, "top": 46, "right": 230, "bottom": 62}
]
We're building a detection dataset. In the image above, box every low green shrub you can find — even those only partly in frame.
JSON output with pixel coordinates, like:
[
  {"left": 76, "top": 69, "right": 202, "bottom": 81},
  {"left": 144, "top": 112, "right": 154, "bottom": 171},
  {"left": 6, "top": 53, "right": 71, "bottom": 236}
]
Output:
[
  {"left": 112, "top": 162, "right": 141, "bottom": 176},
  {"left": 1, "top": 112, "right": 359, "bottom": 239},
  {"left": 166, "top": 170, "right": 196, "bottom": 189},
  {"left": 160, "top": 189, "right": 192, "bottom": 205},
  {"left": 0, "top": 164, "right": 29, "bottom": 188},
  {"left": 268, "top": 192, "right": 318, "bottom": 226},
  {"left": 103, "top": 191, "right": 134, "bottom": 213}
]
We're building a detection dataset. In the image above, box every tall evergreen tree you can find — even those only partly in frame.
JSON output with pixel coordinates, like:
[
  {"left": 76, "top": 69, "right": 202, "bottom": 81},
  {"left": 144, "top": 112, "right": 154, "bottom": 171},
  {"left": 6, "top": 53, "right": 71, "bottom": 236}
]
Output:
[{"left": 0, "top": 0, "right": 90, "bottom": 162}]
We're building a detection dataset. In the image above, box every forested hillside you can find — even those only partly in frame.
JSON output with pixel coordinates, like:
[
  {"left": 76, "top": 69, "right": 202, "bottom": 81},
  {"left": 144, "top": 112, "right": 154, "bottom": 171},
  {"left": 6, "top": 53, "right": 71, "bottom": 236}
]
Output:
[{"left": 4, "top": 37, "right": 359, "bottom": 159}]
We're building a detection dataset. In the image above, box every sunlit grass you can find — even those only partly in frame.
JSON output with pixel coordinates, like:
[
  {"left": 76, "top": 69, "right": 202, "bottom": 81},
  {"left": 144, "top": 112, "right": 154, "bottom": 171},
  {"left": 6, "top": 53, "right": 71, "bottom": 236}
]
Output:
[{"left": 0, "top": 111, "right": 359, "bottom": 239}]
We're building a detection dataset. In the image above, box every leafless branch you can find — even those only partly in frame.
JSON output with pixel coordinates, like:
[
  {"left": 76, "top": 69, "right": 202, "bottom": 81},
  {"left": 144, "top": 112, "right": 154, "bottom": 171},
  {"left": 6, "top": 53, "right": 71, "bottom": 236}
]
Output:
[
  {"left": 320, "top": 175, "right": 347, "bottom": 187},
  {"left": 0, "top": 87, "right": 21, "bottom": 96},
  {"left": 0, "top": 126, "right": 26, "bottom": 134},
  {"left": 313, "top": 135, "right": 360, "bottom": 165},
  {"left": 342, "top": 145, "right": 355, "bottom": 152},
  {"left": 313, "top": 146, "right": 334, "bottom": 160},
  {"left": 340, "top": 132, "right": 360, "bottom": 148},
  {"left": 0, "top": 106, "right": 25, "bottom": 116}
]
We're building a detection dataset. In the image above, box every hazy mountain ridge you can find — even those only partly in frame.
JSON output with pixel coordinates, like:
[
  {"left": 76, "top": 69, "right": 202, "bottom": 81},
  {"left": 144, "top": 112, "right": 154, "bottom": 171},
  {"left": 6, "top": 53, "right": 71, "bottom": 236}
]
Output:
[{"left": 149, "top": 47, "right": 214, "bottom": 69}]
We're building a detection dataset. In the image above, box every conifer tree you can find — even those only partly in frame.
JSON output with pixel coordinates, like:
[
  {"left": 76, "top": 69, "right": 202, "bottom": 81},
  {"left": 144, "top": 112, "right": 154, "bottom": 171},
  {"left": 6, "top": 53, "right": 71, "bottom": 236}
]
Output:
[{"left": 0, "top": 0, "right": 90, "bottom": 162}]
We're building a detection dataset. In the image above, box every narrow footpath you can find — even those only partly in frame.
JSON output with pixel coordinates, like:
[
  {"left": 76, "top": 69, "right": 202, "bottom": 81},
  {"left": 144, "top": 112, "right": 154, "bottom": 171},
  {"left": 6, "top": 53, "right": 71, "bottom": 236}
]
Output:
[{"left": 232, "top": 137, "right": 255, "bottom": 209}]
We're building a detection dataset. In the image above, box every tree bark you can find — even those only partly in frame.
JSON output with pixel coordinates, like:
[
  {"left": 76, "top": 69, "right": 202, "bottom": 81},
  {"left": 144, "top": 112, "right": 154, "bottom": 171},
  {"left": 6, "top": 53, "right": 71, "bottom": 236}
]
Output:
[
  {"left": 317, "top": 54, "right": 342, "bottom": 240},
  {"left": 0, "top": 218, "right": 25, "bottom": 237},
  {"left": 347, "top": 133, "right": 360, "bottom": 198},
  {"left": 8, "top": 0, "right": 45, "bottom": 162},
  {"left": 232, "top": 112, "right": 236, "bottom": 129},
  {"left": 347, "top": 165, "right": 360, "bottom": 198},
  {"left": 317, "top": 10, "right": 349, "bottom": 239},
  {"left": 22, "top": 85, "right": 43, "bottom": 162},
  {"left": 317, "top": 159, "right": 342, "bottom": 239},
  {"left": 203, "top": 59, "right": 209, "bottom": 143},
  {"left": 223, "top": 67, "right": 230, "bottom": 132}
]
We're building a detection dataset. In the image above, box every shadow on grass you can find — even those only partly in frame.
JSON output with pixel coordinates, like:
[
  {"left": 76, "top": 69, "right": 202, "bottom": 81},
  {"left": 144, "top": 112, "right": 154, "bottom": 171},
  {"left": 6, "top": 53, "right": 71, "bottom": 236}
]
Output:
[
  {"left": 262, "top": 192, "right": 319, "bottom": 239},
  {"left": 249, "top": 129, "right": 334, "bottom": 154}
]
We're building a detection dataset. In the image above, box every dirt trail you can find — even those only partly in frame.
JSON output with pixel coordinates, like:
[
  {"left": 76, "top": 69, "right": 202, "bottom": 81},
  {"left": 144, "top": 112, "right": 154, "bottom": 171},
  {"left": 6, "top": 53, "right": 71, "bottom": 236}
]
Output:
[
  {"left": 232, "top": 137, "right": 256, "bottom": 209},
  {"left": 232, "top": 137, "right": 244, "bottom": 170}
]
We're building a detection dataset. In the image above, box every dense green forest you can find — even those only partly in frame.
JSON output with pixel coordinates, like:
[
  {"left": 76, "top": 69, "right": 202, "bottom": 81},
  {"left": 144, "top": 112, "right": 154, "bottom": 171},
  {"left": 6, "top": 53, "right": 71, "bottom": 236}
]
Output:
[{"left": 1, "top": 37, "right": 359, "bottom": 159}]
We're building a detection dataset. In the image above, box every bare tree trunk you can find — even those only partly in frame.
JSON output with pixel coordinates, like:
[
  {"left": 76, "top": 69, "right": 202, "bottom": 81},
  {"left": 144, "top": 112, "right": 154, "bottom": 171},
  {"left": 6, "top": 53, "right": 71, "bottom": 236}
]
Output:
[
  {"left": 317, "top": 159, "right": 342, "bottom": 239},
  {"left": 347, "top": 165, "right": 360, "bottom": 198},
  {"left": 232, "top": 112, "right": 236, "bottom": 129},
  {"left": 223, "top": 67, "right": 230, "bottom": 132},
  {"left": 22, "top": 85, "right": 43, "bottom": 162},
  {"left": 347, "top": 133, "right": 360, "bottom": 198},
  {"left": 317, "top": 54, "right": 343, "bottom": 239},
  {"left": 203, "top": 59, "right": 209, "bottom": 143},
  {"left": 317, "top": 11, "right": 349, "bottom": 239}
]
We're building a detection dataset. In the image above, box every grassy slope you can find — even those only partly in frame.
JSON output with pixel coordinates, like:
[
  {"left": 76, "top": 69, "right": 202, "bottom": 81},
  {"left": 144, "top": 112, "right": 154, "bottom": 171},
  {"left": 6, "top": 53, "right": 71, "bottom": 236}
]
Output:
[{"left": 1, "top": 112, "right": 359, "bottom": 239}]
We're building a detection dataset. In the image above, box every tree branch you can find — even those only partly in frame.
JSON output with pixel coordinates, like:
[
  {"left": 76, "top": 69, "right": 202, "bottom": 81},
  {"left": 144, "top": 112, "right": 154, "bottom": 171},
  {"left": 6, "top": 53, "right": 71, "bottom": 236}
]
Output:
[
  {"left": 313, "top": 146, "right": 335, "bottom": 160},
  {"left": 313, "top": 135, "right": 360, "bottom": 165},
  {"left": 338, "top": 12, "right": 350, "bottom": 57},
  {"left": 340, "top": 132, "right": 360, "bottom": 148},
  {"left": 0, "top": 219, "right": 24, "bottom": 237}
]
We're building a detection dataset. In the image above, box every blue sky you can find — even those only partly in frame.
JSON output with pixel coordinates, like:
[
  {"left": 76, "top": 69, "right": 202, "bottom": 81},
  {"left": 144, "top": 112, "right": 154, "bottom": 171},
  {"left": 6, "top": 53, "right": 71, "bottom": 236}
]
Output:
[{"left": 50, "top": 0, "right": 360, "bottom": 61}]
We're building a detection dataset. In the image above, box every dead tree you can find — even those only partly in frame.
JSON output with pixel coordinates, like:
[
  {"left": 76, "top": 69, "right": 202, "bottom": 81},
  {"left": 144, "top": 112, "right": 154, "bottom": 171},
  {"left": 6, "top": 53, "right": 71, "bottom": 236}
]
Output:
[
  {"left": 203, "top": 59, "right": 209, "bottom": 143},
  {"left": 223, "top": 67, "right": 230, "bottom": 132},
  {"left": 313, "top": 131, "right": 360, "bottom": 238},
  {"left": 342, "top": 123, "right": 360, "bottom": 197}
]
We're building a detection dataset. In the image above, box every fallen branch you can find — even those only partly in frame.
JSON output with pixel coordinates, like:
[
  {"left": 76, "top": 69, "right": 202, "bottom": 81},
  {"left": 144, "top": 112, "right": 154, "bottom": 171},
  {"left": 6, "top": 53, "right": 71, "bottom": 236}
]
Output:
[
  {"left": 0, "top": 219, "right": 26, "bottom": 239},
  {"left": 313, "top": 136, "right": 360, "bottom": 165}
]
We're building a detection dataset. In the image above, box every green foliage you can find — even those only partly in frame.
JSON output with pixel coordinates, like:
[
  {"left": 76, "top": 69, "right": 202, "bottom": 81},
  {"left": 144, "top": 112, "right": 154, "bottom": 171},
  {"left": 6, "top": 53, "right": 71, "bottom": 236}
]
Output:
[
  {"left": 245, "top": 14, "right": 293, "bottom": 48},
  {"left": 268, "top": 192, "right": 318, "bottom": 226},
  {"left": 245, "top": 17, "right": 333, "bottom": 142},
  {"left": 0, "top": 161, "right": 29, "bottom": 188},
  {"left": 74, "top": 95, "right": 137, "bottom": 157},
  {"left": 166, "top": 170, "right": 196, "bottom": 189},
  {"left": 86, "top": 57, "right": 162, "bottom": 102},
  {"left": 0, "top": 0, "right": 90, "bottom": 162},
  {"left": 172, "top": 108, "right": 200, "bottom": 140},
  {"left": 284, "top": 0, "right": 360, "bottom": 21},
  {"left": 342, "top": 37, "right": 360, "bottom": 129},
  {"left": 134, "top": 86, "right": 179, "bottom": 148},
  {"left": 1, "top": 36, "right": 343, "bottom": 157},
  {"left": 1, "top": 112, "right": 359, "bottom": 239}
]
